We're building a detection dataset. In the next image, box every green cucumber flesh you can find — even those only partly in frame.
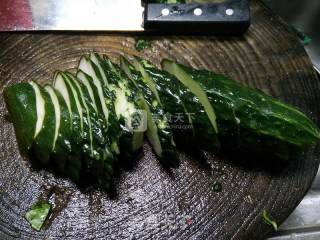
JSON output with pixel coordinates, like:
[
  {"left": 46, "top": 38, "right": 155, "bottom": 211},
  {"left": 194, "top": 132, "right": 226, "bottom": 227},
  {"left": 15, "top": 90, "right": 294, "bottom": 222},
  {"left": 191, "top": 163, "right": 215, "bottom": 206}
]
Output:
[
  {"left": 162, "top": 59, "right": 218, "bottom": 133},
  {"left": 138, "top": 59, "right": 220, "bottom": 151},
  {"left": 172, "top": 62, "right": 320, "bottom": 158},
  {"left": 76, "top": 70, "right": 99, "bottom": 114},
  {"left": 89, "top": 52, "right": 108, "bottom": 84},
  {"left": 101, "top": 56, "right": 144, "bottom": 153},
  {"left": 121, "top": 57, "right": 178, "bottom": 164},
  {"left": 31, "top": 86, "right": 56, "bottom": 165},
  {"left": 140, "top": 98, "right": 162, "bottom": 156},
  {"left": 131, "top": 59, "right": 178, "bottom": 165},
  {"left": 131, "top": 57, "right": 162, "bottom": 104},
  {"left": 65, "top": 73, "right": 115, "bottom": 186},
  {"left": 30, "top": 81, "right": 46, "bottom": 139},
  {"left": 78, "top": 57, "right": 110, "bottom": 125},
  {"left": 60, "top": 72, "right": 84, "bottom": 134},
  {"left": 44, "top": 85, "right": 61, "bottom": 150}
]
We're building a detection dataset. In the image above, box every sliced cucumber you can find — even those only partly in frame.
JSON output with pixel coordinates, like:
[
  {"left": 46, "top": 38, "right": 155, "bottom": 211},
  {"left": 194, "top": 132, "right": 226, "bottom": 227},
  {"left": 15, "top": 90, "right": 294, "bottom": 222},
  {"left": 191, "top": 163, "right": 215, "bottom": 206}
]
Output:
[
  {"left": 99, "top": 55, "right": 145, "bottom": 154},
  {"left": 140, "top": 98, "right": 162, "bottom": 156},
  {"left": 66, "top": 72, "right": 115, "bottom": 188},
  {"left": 89, "top": 52, "right": 108, "bottom": 84},
  {"left": 131, "top": 56, "right": 161, "bottom": 104},
  {"left": 78, "top": 56, "right": 122, "bottom": 157},
  {"left": 76, "top": 70, "right": 99, "bottom": 114},
  {"left": 53, "top": 72, "right": 83, "bottom": 137},
  {"left": 53, "top": 72, "right": 71, "bottom": 117},
  {"left": 121, "top": 56, "right": 178, "bottom": 166},
  {"left": 45, "top": 85, "right": 61, "bottom": 150},
  {"left": 3, "top": 83, "right": 37, "bottom": 152},
  {"left": 78, "top": 56, "right": 109, "bottom": 125},
  {"left": 66, "top": 73, "right": 94, "bottom": 154},
  {"left": 44, "top": 85, "right": 74, "bottom": 173},
  {"left": 162, "top": 59, "right": 218, "bottom": 133},
  {"left": 29, "top": 81, "right": 46, "bottom": 139},
  {"left": 137, "top": 59, "right": 220, "bottom": 151},
  {"left": 30, "top": 86, "right": 56, "bottom": 165}
]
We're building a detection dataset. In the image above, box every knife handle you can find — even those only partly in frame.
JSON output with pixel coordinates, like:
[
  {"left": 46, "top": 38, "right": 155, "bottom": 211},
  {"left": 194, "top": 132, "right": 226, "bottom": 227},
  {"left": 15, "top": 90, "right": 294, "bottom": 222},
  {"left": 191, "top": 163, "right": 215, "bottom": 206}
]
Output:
[{"left": 143, "top": 0, "right": 250, "bottom": 35}]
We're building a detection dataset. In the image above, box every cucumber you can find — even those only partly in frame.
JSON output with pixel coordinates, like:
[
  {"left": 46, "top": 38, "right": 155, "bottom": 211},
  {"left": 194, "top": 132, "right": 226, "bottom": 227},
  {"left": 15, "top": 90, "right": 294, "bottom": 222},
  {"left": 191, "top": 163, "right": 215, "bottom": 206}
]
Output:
[
  {"left": 3, "top": 83, "right": 37, "bottom": 152},
  {"left": 102, "top": 56, "right": 144, "bottom": 152},
  {"left": 137, "top": 59, "right": 220, "bottom": 151},
  {"left": 78, "top": 56, "right": 121, "bottom": 155},
  {"left": 88, "top": 53, "right": 144, "bottom": 161},
  {"left": 53, "top": 72, "right": 83, "bottom": 180},
  {"left": 78, "top": 56, "right": 110, "bottom": 126},
  {"left": 66, "top": 72, "right": 115, "bottom": 188},
  {"left": 30, "top": 81, "right": 46, "bottom": 139},
  {"left": 162, "top": 60, "right": 320, "bottom": 159},
  {"left": 121, "top": 56, "right": 178, "bottom": 167},
  {"left": 44, "top": 85, "right": 73, "bottom": 173},
  {"left": 162, "top": 59, "right": 218, "bottom": 133},
  {"left": 131, "top": 56, "right": 161, "bottom": 104},
  {"left": 54, "top": 71, "right": 83, "bottom": 135},
  {"left": 30, "top": 83, "right": 55, "bottom": 165}
]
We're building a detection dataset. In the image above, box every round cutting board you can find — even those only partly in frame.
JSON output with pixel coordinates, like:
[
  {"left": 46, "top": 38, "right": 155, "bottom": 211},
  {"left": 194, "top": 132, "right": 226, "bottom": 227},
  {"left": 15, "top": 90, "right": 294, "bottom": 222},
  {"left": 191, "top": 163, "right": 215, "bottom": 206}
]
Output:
[{"left": 0, "top": 1, "right": 319, "bottom": 239}]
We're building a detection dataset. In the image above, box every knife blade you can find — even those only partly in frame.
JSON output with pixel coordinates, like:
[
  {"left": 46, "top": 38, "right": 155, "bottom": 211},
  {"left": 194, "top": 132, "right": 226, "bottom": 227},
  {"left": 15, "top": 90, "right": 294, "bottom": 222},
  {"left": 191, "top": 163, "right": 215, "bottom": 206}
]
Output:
[
  {"left": 0, "top": 0, "right": 144, "bottom": 31},
  {"left": 0, "top": 0, "right": 250, "bottom": 34}
]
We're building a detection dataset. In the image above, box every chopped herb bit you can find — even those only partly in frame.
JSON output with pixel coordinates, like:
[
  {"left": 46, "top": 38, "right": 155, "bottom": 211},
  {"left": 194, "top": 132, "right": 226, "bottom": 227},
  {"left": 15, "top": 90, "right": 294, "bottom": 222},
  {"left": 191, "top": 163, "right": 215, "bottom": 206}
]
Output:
[
  {"left": 262, "top": 210, "right": 278, "bottom": 231},
  {"left": 25, "top": 201, "right": 51, "bottom": 231},
  {"left": 135, "top": 38, "right": 152, "bottom": 52},
  {"left": 212, "top": 182, "right": 222, "bottom": 192}
]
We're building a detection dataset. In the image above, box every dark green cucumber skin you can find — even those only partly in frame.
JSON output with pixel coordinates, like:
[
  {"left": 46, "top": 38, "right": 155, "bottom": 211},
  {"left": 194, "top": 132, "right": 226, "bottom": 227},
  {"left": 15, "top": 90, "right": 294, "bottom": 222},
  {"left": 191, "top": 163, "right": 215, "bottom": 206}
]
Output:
[
  {"left": 4, "top": 83, "right": 81, "bottom": 179},
  {"left": 98, "top": 56, "right": 144, "bottom": 162},
  {"left": 30, "top": 87, "right": 55, "bottom": 166},
  {"left": 49, "top": 87, "right": 75, "bottom": 174},
  {"left": 138, "top": 60, "right": 220, "bottom": 152},
  {"left": 3, "top": 83, "right": 37, "bottom": 154},
  {"left": 164, "top": 60, "right": 320, "bottom": 159},
  {"left": 121, "top": 58, "right": 178, "bottom": 167},
  {"left": 54, "top": 74, "right": 83, "bottom": 181},
  {"left": 83, "top": 58, "right": 122, "bottom": 155},
  {"left": 67, "top": 73, "right": 115, "bottom": 188}
]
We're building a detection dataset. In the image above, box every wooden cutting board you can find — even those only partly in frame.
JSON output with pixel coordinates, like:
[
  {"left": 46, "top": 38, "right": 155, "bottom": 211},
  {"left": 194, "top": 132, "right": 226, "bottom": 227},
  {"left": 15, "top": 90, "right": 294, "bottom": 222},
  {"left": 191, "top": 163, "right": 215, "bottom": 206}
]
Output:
[{"left": 0, "top": 1, "right": 319, "bottom": 239}]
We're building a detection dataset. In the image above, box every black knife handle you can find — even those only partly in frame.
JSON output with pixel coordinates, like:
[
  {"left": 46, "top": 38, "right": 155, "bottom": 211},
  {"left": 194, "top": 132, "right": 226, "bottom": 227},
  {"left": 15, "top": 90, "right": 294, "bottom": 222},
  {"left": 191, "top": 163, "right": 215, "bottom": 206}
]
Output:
[{"left": 143, "top": 0, "right": 250, "bottom": 35}]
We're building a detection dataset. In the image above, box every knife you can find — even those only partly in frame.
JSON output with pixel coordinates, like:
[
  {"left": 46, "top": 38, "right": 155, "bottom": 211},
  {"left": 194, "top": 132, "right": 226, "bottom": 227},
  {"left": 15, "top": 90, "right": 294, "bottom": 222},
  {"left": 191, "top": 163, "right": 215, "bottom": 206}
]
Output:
[{"left": 0, "top": 0, "right": 250, "bottom": 34}]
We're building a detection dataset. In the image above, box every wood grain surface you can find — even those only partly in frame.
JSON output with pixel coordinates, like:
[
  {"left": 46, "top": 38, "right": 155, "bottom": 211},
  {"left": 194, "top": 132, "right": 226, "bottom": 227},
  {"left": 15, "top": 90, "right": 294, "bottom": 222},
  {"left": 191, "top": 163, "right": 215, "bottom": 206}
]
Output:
[{"left": 0, "top": 1, "right": 319, "bottom": 239}]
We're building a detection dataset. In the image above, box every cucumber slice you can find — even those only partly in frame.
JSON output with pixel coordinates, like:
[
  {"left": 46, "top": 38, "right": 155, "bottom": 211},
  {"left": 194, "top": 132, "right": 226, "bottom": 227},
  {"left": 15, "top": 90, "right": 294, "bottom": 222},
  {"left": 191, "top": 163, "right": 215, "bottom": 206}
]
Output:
[
  {"left": 30, "top": 86, "right": 56, "bottom": 165},
  {"left": 44, "top": 85, "right": 61, "bottom": 150},
  {"left": 53, "top": 72, "right": 71, "bottom": 117},
  {"left": 56, "top": 72, "right": 84, "bottom": 134},
  {"left": 137, "top": 59, "right": 221, "bottom": 151},
  {"left": 45, "top": 85, "right": 82, "bottom": 176},
  {"left": 140, "top": 98, "right": 162, "bottom": 156},
  {"left": 78, "top": 56, "right": 109, "bottom": 125},
  {"left": 3, "top": 83, "right": 37, "bottom": 152},
  {"left": 89, "top": 52, "right": 108, "bottom": 84},
  {"left": 95, "top": 54, "right": 144, "bottom": 155},
  {"left": 30, "top": 81, "right": 46, "bottom": 139},
  {"left": 162, "top": 59, "right": 218, "bottom": 133},
  {"left": 131, "top": 56, "right": 161, "bottom": 104},
  {"left": 65, "top": 72, "right": 115, "bottom": 188},
  {"left": 66, "top": 73, "right": 94, "bottom": 154},
  {"left": 104, "top": 58, "right": 145, "bottom": 151},
  {"left": 78, "top": 56, "right": 122, "bottom": 156},
  {"left": 76, "top": 70, "right": 99, "bottom": 114},
  {"left": 121, "top": 56, "right": 178, "bottom": 166}
]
